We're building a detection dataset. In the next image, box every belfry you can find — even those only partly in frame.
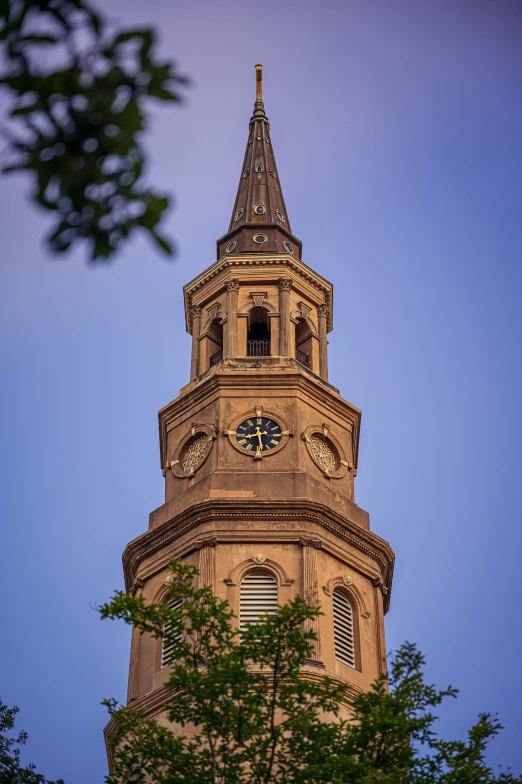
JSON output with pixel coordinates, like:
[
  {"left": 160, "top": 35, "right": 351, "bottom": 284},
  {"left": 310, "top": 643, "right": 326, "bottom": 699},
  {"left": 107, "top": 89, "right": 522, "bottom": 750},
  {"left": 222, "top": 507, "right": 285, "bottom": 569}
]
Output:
[{"left": 112, "top": 66, "right": 394, "bottom": 736}]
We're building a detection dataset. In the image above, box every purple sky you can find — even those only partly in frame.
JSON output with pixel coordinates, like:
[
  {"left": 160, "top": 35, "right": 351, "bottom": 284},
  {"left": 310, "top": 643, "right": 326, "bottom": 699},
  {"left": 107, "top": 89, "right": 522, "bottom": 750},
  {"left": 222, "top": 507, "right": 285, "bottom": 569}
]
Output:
[{"left": 1, "top": 0, "right": 522, "bottom": 781}]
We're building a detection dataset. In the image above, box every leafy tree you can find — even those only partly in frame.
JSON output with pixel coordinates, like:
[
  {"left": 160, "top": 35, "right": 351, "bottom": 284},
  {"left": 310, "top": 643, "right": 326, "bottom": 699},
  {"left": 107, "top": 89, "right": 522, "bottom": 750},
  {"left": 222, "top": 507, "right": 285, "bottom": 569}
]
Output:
[
  {"left": 0, "top": 698, "right": 62, "bottom": 783},
  {"left": 99, "top": 558, "right": 521, "bottom": 784},
  {"left": 0, "top": 0, "right": 189, "bottom": 261}
]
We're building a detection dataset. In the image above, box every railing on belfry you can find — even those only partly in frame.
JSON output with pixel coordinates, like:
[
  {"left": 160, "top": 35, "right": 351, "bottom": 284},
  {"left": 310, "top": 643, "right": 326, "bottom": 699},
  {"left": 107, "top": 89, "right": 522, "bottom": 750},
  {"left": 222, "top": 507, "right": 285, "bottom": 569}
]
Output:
[
  {"left": 296, "top": 349, "right": 309, "bottom": 366},
  {"left": 209, "top": 350, "right": 223, "bottom": 367},
  {"left": 247, "top": 340, "right": 270, "bottom": 357}
]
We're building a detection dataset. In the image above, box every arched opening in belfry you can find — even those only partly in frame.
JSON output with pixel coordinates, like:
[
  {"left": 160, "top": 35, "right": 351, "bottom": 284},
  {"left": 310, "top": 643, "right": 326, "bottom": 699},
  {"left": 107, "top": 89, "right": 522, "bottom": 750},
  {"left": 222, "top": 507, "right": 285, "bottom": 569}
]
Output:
[
  {"left": 207, "top": 318, "right": 223, "bottom": 367},
  {"left": 295, "top": 318, "right": 312, "bottom": 366},
  {"left": 247, "top": 306, "right": 270, "bottom": 356}
]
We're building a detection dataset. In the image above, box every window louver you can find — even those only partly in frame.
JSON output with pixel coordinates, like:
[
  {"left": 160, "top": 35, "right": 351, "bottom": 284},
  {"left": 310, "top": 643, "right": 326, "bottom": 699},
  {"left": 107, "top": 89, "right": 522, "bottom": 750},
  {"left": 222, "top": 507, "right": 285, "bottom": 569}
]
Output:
[
  {"left": 333, "top": 589, "right": 356, "bottom": 668},
  {"left": 239, "top": 573, "right": 278, "bottom": 634},
  {"left": 161, "top": 597, "right": 183, "bottom": 668}
]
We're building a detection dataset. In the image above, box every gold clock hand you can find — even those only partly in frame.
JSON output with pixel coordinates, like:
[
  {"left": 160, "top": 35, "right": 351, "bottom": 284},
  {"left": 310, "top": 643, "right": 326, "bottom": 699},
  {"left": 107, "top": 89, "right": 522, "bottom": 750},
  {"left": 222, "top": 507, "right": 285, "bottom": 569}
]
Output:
[{"left": 254, "top": 426, "right": 268, "bottom": 449}]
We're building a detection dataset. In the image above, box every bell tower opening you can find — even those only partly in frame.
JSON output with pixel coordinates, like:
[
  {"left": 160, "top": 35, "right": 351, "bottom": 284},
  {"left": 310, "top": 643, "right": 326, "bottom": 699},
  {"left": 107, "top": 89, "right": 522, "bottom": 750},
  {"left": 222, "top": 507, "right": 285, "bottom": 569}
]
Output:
[
  {"left": 247, "top": 306, "right": 270, "bottom": 356},
  {"left": 206, "top": 318, "right": 223, "bottom": 367},
  {"left": 295, "top": 317, "right": 312, "bottom": 367}
]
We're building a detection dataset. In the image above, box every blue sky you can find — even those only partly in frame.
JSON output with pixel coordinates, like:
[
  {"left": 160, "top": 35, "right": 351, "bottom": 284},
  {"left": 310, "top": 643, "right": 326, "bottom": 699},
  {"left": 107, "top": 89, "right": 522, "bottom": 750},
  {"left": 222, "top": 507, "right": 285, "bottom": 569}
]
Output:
[{"left": 1, "top": 0, "right": 521, "bottom": 781}]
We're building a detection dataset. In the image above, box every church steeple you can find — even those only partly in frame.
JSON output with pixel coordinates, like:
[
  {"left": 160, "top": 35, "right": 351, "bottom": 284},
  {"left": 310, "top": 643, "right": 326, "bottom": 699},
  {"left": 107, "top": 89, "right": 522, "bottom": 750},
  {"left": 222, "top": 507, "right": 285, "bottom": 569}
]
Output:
[
  {"left": 217, "top": 65, "right": 302, "bottom": 260},
  {"left": 105, "top": 68, "right": 395, "bottom": 767}
]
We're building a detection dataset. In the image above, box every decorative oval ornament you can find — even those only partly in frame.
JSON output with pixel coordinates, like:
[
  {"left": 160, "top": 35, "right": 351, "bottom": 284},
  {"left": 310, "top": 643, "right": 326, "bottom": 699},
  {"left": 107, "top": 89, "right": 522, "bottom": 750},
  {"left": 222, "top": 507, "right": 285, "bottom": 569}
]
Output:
[
  {"left": 302, "top": 424, "right": 350, "bottom": 479},
  {"left": 167, "top": 423, "right": 217, "bottom": 478}
]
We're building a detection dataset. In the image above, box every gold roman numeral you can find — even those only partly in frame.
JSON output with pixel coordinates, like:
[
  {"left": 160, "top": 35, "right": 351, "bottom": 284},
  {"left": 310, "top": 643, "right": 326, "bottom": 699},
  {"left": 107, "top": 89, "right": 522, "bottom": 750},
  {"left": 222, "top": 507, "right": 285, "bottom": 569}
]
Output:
[
  {"left": 270, "top": 439, "right": 279, "bottom": 446},
  {"left": 246, "top": 443, "right": 253, "bottom": 451},
  {"left": 247, "top": 420, "right": 253, "bottom": 427},
  {"left": 239, "top": 439, "right": 247, "bottom": 445}
]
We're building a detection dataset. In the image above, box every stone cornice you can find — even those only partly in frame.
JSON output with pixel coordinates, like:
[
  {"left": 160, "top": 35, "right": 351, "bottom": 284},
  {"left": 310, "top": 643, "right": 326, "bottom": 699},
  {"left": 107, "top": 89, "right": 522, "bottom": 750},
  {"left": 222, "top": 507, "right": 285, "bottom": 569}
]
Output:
[
  {"left": 122, "top": 498, "right": 394, "bottom": 612},
  {"left": 104, "top": 665, "right": 364, "bottom": 760},
  {"left": 158, "top": 364, "right": 361, "bottom": 471},
  {"left": 183, "top": 254, "right": 333, "bottom": 334}
]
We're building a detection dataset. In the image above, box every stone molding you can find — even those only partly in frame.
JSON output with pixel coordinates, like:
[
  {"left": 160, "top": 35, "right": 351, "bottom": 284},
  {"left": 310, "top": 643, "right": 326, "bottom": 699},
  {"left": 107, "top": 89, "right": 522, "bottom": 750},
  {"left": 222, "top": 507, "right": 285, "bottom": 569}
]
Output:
[
  {"left": 183, "top": 254, "right": 333, "bottom": 333},
  {"left": 278, "top": 277, "right": 292, "bottom": 292},
  {"left": 104, "top": 665, "right": 365, "bottom": 758},
  {"left": 250, "top": 291, "right": 267, "bottom": 307},
  {"left": 122, "top": 498, "right": 394, "bottom": 612},
  {"left": 158, "top": 370, "right": 361, "bottom": 473},
  {"left": 238, "top": 297, "right": 278, "bottom": 315},
  {"left": 189, "top": 305, "right": 202, "bottom": 324},
  {"left": 290, "top": 307, "right": 318, "bottom": 337},
  {"left": 322, "top": 576, "right": 372, "bottom": 619},
  {"left": 200, "top": 307, "right": 227, "bottom": 336},
  {"left": 372, "top": 575, "right": 389, "bottom": 595},
  {"left": 224, "top": 557, "right": 294, "bottom": 587}
]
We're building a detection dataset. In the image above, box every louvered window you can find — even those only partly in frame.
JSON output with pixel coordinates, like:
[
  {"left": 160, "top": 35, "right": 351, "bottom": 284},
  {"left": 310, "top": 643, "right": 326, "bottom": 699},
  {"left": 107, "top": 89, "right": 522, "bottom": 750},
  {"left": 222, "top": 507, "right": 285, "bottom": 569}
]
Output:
[
  {"left": 239, "top": 573, "right": 278, "bottom": 634},
  {"left": 333, "top": 588, "right": 356, "bottom": 668},
  {"left": 161, "top": 597, "right": 183, "bottom": 668}
]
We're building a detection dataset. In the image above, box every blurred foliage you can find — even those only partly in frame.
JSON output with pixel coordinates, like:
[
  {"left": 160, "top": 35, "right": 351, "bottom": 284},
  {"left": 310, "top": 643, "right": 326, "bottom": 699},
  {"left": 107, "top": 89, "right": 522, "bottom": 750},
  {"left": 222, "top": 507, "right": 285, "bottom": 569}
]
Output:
[{"left": 0, "top": 0, "right": 189, "bottom": 261}]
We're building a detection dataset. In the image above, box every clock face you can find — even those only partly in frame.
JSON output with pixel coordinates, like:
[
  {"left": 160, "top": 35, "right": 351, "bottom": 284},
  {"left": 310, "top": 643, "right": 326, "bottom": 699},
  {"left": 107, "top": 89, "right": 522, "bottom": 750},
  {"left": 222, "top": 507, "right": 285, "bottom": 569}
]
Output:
[{"left": 236, "top": 417, "right": 282, "bottom": 453}]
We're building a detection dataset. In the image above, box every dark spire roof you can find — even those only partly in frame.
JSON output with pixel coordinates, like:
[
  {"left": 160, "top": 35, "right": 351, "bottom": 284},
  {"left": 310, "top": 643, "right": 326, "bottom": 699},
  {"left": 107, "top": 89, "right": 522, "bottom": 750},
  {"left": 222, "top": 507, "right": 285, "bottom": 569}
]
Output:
[{"left": 216, "top": 65, "right": 302, "bottom": 260}]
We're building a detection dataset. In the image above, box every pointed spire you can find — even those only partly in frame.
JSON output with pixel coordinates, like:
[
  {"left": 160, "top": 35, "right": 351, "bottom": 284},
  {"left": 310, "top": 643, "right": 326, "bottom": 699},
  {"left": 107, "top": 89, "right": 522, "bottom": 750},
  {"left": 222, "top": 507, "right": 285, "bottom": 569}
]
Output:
[{"left": 216, "top": 65, "right": 302, "bottom": 261}]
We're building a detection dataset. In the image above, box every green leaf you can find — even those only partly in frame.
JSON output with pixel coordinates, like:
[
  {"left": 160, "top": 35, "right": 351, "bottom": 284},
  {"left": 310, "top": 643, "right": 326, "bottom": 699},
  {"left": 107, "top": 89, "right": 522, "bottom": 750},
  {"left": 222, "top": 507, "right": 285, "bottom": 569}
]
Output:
[
  {"left": 151, "top": 231, "right": 173, "bottom": 255},
  {"left": 149, "top": 87, "right": 178, "bottom": 102}
]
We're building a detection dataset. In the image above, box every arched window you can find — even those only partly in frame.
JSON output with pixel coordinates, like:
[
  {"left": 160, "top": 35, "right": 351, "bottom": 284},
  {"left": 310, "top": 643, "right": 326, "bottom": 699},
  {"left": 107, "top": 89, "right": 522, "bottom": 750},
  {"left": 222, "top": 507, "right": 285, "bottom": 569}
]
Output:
[
  {"left": 295, "top": 318, "right": 312, "bottom": 367},
  {"left": 332, "top": 588, "right": 356, "bottom": 668},
  {"left": 161, "top": 596, "right": 183, "bottom": 668},
  {"left": 247, "top": 307, "right": 270, "bottom": 356},
  {"left": 239, "top": 572, "right": 278, "bottom": 634}
]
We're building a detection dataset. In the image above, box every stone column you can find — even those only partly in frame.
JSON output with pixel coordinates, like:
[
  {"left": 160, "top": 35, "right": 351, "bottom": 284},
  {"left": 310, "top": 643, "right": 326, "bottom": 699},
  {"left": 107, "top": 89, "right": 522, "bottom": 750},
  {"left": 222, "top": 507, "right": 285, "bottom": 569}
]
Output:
[
  {"left": 190, "top": 306, "right": 202, "bottom": 381},
  {"left": 126, "top": 577, "right": 144, "bottom": 703},
  {"left": 196, "top": 537, "right": 217, "bottom": 589},
  {"left": 300, "top": 537, "right": 323, "bottom": 664},
  {"left": 225, "top": 279, "right": 240, "bottom": 358},
  {"left": 318, "top": 305, "right": 329, "bottom": 381},
  {"left": 278, "top": 278, "right": 292, "bottom": 357}
]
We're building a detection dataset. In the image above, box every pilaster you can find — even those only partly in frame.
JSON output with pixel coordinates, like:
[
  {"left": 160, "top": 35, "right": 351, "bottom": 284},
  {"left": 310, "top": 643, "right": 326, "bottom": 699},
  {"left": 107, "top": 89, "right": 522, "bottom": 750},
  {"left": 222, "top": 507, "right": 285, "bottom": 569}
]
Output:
[
  {"left": 318, "top": 305, "right": 329, "bottom": 381},
  {"left": 190, "top": 307, "right": 202, "bottom": 381},
  {"left": 278, "top": 277, "right": 292, "bottom": 356},
  {"left": 225, "top": 280, "right": 239, "bottom": 358},
  {"left": 300, "top": 537, "right": 323, "bottom": 665}
]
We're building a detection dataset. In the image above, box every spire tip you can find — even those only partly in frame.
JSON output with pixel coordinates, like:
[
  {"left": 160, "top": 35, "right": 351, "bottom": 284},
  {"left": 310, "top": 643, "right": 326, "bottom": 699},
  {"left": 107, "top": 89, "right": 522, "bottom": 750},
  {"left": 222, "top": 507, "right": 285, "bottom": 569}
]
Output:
[{"left": 255, "top": 64, "right": 262, "bottom": 101}]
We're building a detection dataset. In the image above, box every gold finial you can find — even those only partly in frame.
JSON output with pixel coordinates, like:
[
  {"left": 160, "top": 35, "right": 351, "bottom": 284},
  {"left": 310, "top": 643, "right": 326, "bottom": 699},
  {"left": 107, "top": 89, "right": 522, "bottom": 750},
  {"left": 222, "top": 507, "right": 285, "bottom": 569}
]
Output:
[{"left": 255, "top": 64, "right": 262, "bottom": 100}]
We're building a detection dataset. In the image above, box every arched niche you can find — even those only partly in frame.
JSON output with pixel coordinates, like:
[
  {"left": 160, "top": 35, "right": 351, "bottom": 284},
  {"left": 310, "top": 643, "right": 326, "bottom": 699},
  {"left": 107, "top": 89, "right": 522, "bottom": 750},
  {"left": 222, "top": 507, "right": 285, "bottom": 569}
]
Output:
[
  {"left": 224, "top": 557, "right": 294, "bottom": 587},
  {"left": 199, "top": 311, "right": 226, "bottom": 372}
]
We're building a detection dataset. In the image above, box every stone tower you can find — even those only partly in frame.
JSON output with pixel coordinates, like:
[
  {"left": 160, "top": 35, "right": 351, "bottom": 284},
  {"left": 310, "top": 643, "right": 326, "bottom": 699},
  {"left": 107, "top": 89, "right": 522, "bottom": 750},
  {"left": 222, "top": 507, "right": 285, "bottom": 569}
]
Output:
[{"left": 110, "top": 66, "right": 394, "bottom": 741}]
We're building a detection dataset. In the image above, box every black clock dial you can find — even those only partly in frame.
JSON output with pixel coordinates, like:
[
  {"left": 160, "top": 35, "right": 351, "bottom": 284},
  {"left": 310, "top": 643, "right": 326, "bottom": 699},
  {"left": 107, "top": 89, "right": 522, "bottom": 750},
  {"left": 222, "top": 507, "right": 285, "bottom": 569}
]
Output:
[{"left": 236, "top": 417, "right": 282, "bottom": 452}]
